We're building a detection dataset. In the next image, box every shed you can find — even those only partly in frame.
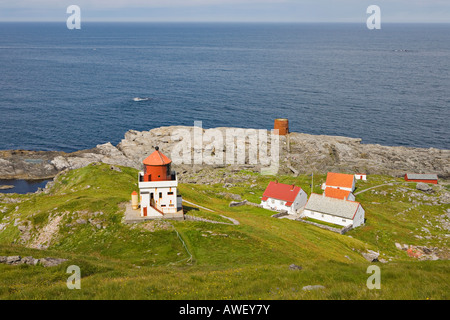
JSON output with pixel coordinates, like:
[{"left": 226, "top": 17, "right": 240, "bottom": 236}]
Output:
[{"left": 404, "top": 173, "right": 438, "bottom": 184}]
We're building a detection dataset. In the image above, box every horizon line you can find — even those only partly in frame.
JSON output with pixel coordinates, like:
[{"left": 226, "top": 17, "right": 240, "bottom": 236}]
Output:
[{"left": 1, "top": 20, "right": 449, "bottom": 24}]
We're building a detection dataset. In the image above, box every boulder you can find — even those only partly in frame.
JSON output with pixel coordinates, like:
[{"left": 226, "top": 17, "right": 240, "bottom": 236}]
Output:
[
  {"left": 288, "top": 264, "right": 302, "bottom": 271},
  {"left": 272, "top": 211, "right": 289, "bottom": 218},
  {"left": 76, "top": 218, "right": 87, "bottom": 225},
  {"left": 362, "top": 250, "right": 380, "bottom": 262},
  {"left": 21, "top": 256, "right": 40, "bottom": 266},
  {"left": 229, "top": 200, "right": 247, "bottom": 207},
  {"left": 218, "top": 192, "right": 242, "bottom": 201},
  {"left": 109, "top": 165, "right": 122, "bottom": 172},
  {"left": 416, "top": 182, "right": 432, "bottom": 192},
  {"left": 39, "top": 258, "right": 68, "bottom": 267},
  {"left": 6, "top": 255, "right": 21, "bottom": 264},
  {"left": 0, "top": 255, "right": 64, "bottom": 266},
  {"left": 302, "top": 285, "right": 325, "bottom": 291}
]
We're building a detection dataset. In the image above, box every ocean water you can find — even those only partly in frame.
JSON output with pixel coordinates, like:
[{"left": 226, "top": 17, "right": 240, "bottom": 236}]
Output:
[
  {"left": 0, "top": 22, "right": 449, "bottom": 152},
  {"left": 0, "top": 179, "right": 50, "bottom": 194}
]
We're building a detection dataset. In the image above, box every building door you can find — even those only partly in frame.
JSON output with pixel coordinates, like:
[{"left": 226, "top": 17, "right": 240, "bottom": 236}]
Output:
[
  {"left": 150, "top": 192, "right": 155, "bottom": 207},
  {"left": 143, "top": 207, "right": 147, "bottom": 217}
]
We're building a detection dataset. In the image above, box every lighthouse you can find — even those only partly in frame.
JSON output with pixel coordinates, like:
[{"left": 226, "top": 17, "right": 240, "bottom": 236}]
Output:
[{"left": 138, "top": 146, "right": 183, "bottom": 219}]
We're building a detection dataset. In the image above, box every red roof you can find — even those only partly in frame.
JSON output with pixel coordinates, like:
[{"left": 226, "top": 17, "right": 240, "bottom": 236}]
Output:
[
  {"left": 262, "top": 181, "right": 302, "bottom": 202},
  {"left": 143, "top": 149, "right": 172, "bottom": 166},
  {"left": 325, "top": 172, "right": 354, "bottom": 189},
  {"left": 324, "top": 187, "right": 351, "bottom": 200}
]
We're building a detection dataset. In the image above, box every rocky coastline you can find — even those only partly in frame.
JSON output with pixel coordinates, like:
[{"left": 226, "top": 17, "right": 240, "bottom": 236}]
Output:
[{"left": 0, "top": 126, "right": 449, "bottom": 182}]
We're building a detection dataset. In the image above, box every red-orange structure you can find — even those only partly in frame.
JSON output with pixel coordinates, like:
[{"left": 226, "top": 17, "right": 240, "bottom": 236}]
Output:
[
  {"left": 274, "top": 118, "right": 289, "bottom": 135},
  {"left": 142, "top": 146, "right": 172, "bottom": 182},
  {"left": 404, "top": 173, "right": 438, "bottom": 184}
]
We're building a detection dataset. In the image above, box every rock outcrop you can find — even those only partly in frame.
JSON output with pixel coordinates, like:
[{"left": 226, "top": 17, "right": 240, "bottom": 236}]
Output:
[
  {"left": 416, "top": 182, "right": 433, "bottom": 192},
  {"left": 0, "top": 126, "right": 448, "bottom": 180},
  {"left": 0, "top": 255, "right": 67, "bottom": 267}
]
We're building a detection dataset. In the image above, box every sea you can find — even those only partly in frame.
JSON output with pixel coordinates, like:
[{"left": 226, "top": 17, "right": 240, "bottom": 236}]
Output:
[{"left": 0, "top": 22, "right": 449, "bottom": 152}]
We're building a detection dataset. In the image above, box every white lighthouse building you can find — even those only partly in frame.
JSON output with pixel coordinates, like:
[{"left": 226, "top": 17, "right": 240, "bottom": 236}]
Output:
[{"left": 138, "top": 147, "right": 183, "bottom": 219}]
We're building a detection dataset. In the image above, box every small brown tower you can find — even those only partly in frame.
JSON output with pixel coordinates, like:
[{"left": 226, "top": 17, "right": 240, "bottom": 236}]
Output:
[{"left": 274, "top": 118, "right": 289, "bottom": 135}]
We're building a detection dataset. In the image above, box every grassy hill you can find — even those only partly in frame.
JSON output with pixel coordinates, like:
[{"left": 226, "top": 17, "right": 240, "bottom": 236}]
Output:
[{"left": 0, "top": 163, "right": 448, "bottom": 299}]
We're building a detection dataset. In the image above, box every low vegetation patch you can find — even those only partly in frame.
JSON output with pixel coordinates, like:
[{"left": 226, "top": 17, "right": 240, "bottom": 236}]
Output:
[{"left": 0, "top": 164, "right": 448, "bottom": 299}]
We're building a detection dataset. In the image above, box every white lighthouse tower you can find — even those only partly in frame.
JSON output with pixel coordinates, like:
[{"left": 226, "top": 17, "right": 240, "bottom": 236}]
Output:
[{"left": 138, "top": 146, "right": 183, "bottom": 219}]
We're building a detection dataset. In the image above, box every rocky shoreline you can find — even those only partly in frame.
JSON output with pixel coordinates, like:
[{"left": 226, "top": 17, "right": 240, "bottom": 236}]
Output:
[{"left": 0, "top": 126, "right": 449, "bottom": 181}]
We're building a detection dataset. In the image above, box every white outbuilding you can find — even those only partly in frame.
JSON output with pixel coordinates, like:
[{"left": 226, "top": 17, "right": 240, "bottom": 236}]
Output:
[{"left": 355, "top": 174, "right": 367, "bottom": 181}]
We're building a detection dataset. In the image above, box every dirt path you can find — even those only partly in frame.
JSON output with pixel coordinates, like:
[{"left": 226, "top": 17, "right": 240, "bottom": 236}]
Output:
[
  {"left": 218, "top": 215, "right": 240, "bottom": 225},
  {"left": 354, "top": 182, "right": 395, "bottom": 195},
  {"left": 182, "top": 199, "right": 215, "bottom": 212},
  {"left": 183, "top": 199, "right": 240, "bottom": 225}
]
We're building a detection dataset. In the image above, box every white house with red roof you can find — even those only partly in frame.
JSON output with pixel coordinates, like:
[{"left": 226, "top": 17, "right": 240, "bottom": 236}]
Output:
[
  {"left": 260, "top": 181, "right": 308, "bottom": 214},
  {"left": 303, "top": 193, "right": 365, "bottom": 228}
]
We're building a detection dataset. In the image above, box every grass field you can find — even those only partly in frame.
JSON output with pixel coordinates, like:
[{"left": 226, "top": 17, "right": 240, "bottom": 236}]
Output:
[{"left": 0, "top": 163, "right": 448, "bottom": 299}]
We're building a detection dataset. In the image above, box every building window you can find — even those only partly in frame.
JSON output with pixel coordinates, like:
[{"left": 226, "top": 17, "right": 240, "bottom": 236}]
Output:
[
  {"left": 161, "top": 204, "right": 166, "bottom": 207},
  {"left": 159, "top": 192, "right": 162, "bottom": 198},
  {"left": 168, "top": 192, "right": 174, "bottom": 195},
  {"left": 271, "top": 199, "right": 275, "bottom": 204},
  {"left": 342, "top": 219, "right": 346, "bottom": 223},
  {"left": 321, "top": 214, "right": 324, "bottom": 218},
  {"left": 169, "top": 204, "right": 174, "bottom": 207}
]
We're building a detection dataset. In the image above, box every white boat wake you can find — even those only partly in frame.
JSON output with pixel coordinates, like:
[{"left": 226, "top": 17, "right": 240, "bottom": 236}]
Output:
[{"left": 132, "top": 97, "right": 150, "bottom": 102}]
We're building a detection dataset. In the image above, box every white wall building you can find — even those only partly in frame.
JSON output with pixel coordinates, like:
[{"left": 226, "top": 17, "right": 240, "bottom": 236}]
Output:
[
  {"left": 324, "top": 172, "right": 356, "bottom": 192},
  {"left": 139, "top": 177, "right": 179, "bottom": 216},
  {"left": 303, "top": 193, "right": 365, "bottom": 228},
  {"left": 138, "top": 147, "right": 183, "bottom": 218},
  {"left": 260, "top": 181, "right": 308, "bottom": 214}
]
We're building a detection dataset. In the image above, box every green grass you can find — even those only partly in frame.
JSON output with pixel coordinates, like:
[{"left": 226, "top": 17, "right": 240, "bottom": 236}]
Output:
[{"left": 0, "top": 164, "right": 448, "bottom": 299}]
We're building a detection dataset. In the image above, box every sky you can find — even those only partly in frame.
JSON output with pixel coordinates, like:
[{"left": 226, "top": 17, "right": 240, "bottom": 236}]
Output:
[{"left": 0, "top": 0, "right": 449, "bottom": 23}]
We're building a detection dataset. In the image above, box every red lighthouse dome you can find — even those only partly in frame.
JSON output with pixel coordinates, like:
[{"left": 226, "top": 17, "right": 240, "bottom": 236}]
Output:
[{"left": 142, "top": 146, "right": 172, "bottom": 182}]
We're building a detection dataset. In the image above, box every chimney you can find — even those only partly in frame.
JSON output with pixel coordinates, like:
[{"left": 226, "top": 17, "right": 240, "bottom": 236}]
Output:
[{"left": 291, "top": 184, "right": 295, "bottom": 191}]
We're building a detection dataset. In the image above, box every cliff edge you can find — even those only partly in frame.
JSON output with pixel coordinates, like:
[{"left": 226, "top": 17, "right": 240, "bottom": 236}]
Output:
[{"left": 0, "top": 126, "right": 448, "bottom": 180}]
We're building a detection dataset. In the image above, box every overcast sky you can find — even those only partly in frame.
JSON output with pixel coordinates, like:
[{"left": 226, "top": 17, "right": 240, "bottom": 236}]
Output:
[{"left": 0, "top": 0, "right": 449, "bottom": 22}]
